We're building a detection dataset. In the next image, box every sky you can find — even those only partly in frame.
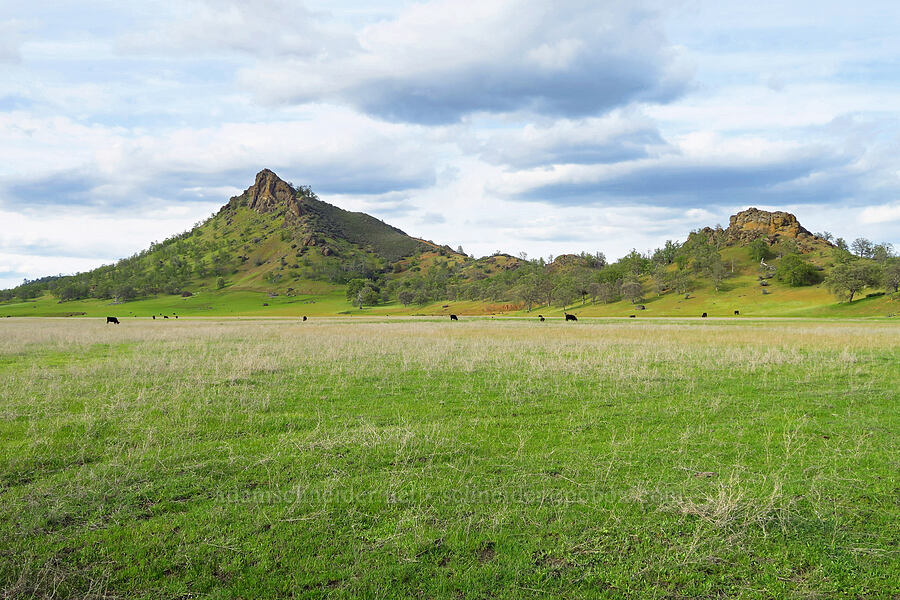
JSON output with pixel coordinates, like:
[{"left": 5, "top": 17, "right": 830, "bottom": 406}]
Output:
[{"left": 1, "top": 0, "right": 899, "bottom": 289}]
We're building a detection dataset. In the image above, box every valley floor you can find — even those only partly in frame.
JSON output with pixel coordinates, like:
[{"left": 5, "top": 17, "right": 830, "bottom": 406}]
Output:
[{"left": 0, "top": 318, "right": 898, "bottom": 598}]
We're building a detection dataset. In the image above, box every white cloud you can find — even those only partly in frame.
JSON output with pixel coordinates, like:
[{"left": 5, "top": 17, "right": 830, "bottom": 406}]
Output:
[
  {"left": 860, "top": 203, "right": 900, "bottom": 225},
  {"left": 0, "top": 19, "right": 25, "bottom": 63},
  {"left": 117, "top": 0, "right": 353, "bottom": 58},
  {"left": 237, "top": 0, "right": 691, "bottom": 122}
]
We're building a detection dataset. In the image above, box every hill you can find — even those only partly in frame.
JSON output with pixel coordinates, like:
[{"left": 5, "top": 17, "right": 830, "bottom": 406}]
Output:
[{"left": 1, "top": 170, "right": 897, "bottom": 317}]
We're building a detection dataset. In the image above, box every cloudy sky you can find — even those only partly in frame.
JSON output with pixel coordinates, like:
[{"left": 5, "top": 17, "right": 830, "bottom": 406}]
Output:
[{"left": 2, "top": 0, "right": 899, "bottom": 289}]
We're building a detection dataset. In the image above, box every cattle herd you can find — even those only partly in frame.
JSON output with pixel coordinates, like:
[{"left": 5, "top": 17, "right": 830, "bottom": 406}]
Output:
[{"left": 101, "top": 309, "right": 744, "bottom": 324}]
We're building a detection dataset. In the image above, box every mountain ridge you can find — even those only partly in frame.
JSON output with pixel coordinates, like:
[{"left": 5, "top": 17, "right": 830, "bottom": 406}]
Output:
[{"left": 2, "top": 169, "right": 897, "bottom": 317}]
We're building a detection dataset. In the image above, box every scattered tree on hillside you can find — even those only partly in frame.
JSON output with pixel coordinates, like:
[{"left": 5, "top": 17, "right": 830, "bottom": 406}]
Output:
[
  {"left": 553, "top": 276, "right": 579, "bottom": 309},
  {"left": 652, "top": 265, "right": 669, "bottom": 296},
  {"left": 748, "top": 239, "right": 774, "bottom": 262},
  {"left": 398, "top": 290, "right": 415, "bottom": 306},
  {"left": 621, "top": 280, "right": 643, "bottom": 304},
  {"left": 619, "top": 250, "right": 650, "bottom": 278},
  {"left": 774, "top": 238, "right": 799, "bottom": 258},
  {"left": 357, "top": 285, "right": 379, "bottom": 308},
  {"left": 872, "top": 242, "right": 895, "bottom": 263},
  {"left": 776, "top": 254, "right": 822, "bottom": 287},
  {"left": 670, "top": 270, "right": 694, "bottom": 295},
  {"left": 652, "top": 240, "right": 682, "bottom": 265},
  {"left": 825, "top": 261, "right": 881, "bottom": 302},
  {"left": 710, "top": 260, "right": 728, "bottom": 291},
  {"left": 883, "top": 260, "right": 900, "bottom": 294},
  {"left": 850, "top": 237, "right": 874, "bottom": 258},
  {"left": 596, "top": 281, "right": 621, "bottom": 304}
]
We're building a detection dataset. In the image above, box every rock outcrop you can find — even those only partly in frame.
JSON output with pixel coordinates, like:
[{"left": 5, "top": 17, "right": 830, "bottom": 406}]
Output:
[
  {"left": 725, "top": 208, "right": 814, "bottom": 244},
  {"left": 242, "top": 169, "right": 296, "bottom": 213},
  {"left": 699, "top": 208, "right": 831, "bottom": 253}
]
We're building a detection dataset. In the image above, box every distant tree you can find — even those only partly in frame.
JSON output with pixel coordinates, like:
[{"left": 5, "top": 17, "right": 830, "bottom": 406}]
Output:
[
  {"left": 114, "top": 285, "right": 136, "bottom": 303},
  {"left": 553, "top": 276, "right": 579, "bottom": 309},
  {"left": 883, "top": 260, "right": 900, "bottom": 293},
  {"left": 850, "top": 237, "right": 874, "bottom": 258},
  {"left": 872, "top": 242, "right": 895, "bottom": 263},
  {"left": 825, "top": 262, "right": 882, "bottom": 302},
  {"left": 670, "top": 270, "right": 694, "bottom": 294},
  {"left": 834, "top": 237, "right": 849, "bottom": 252},
  {"left": 815, "top": 231, "right": 834, "bottom": 242},
  {"left": 621, "top": 280, "right": 643, "bottom": 304},
  {"left": 619, "top": 250, "right": 650, "bottom": 278},
  {"left": 774, "top": 237, "right": 799, "bottom": 258},
  {"left": 346, "top": 278, "right": 370, "bottom": 303},
  {"left": 652, "top": 240, "right": 682, "bottom": 265},
  {"left": 652, "top": 265, "right": 669, "bottom": 296},
  {"left": 776, "top": 254, "right": 822, "bottom": 287},
  {"left": 710, "top": 260, "right": 728, "bottom": 291},
  {"left": 216, "top": 277, "right": 226, "bottom": 289},
  {"left": 398, "top": 289, "right": 415, "bottom": 306},
  {"left": 597, "top": 281, "right": 621, "bottom": 304},
  {"left": 357, "top": 286, "right": 379, "bottom": 308},
  {"left": 580, "top": 251, "right": 607, "bottom": 269},
  {"left": 831, "top": 246, "right": 854, "bottom": 265},
  {"left": 748, "top": 239, "right": 774, "bottom": 262},
  {"left": 574, "top": 268, "right": 594, "bottom": 305}
]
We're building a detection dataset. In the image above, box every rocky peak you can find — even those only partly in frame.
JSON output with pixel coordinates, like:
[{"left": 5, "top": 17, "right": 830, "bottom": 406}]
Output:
[
  {"left": 242, "top": 169, "right": 296, "bottom": 213},
  {"left": 727, "top": 208, "right": 810, "bottom": 239},
  {"left": 722, "top": 208, "right": 829, "bottom": 251}
]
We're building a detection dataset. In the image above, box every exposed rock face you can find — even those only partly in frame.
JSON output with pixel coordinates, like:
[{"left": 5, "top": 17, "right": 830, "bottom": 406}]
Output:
[
  {"left": 242, "top": 169, "right": 296, "bottom": 213},
  {"left": 726, "top": 208, "right": 813, "bottom": 243},
  {"left": 701, "top": 207, "right": 831, "bottom": 253}
]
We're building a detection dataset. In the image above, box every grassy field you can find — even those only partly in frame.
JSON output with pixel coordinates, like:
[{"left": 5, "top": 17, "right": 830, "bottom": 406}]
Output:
[
  {"left": 1, "top": 278, "right": 897, "bottom": 320},
  {"left": 0, "top": 318, "right": 897, "bottom": 598}
]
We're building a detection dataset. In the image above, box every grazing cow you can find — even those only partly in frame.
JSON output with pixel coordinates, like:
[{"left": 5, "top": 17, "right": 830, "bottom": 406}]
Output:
[
  {"left": 174, "top": 315, "right": 178, "bottom": 319},
  {"left": 734, "top": 310, "right": 740, "bottom": 316},
  {"left": 629, "top": 315, "right": 636, "bottom": 318},
  {"left": 565, "top": 313, "right": 577, "bottom": 322},
  {"left": 701, "top": 312, "right": 708, "bottom": 318},
  {"left": 450, "top": 314, "right": 458, "bottom": 321},
  {"left": 152, "top": 315, "right": 156, "bottom": 320},
  {"left": 302, "top": 316, "right": 307, "bottom": 321},
  {"left": 539, "top": 315, "right": 545, "bottom": 322},
  {"left": 164, "top": 315, "right": 169, "bottom": 319},
  {"left": 106, "top": 317, "right": 120, "bottom": 325}
]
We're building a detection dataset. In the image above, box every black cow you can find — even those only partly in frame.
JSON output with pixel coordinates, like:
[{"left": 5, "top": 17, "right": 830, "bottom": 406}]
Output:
[
  {"left": 629, "top": 315, "right": 636, "bottom": 318},
  {"left": 106, "top": 317, "right": 120, "bottom": 325},
  {"left": 734, "top": 310, "right": 740, "bottom": 316},
  {"left": 174, "top": 315, "right": 178, "bottom": 319},
  {"left": 539, "top": 315, "right": 545, "bottom": 322},
  {"left": 152, "top": 315, "right": 156, "bottom": 320},
  {"left": 701, "top": 313, "right": 708, "bottom": 318},
  {"left": 450, "top": 314, "right": 458, "bottom": 321},
  {"left": 565, "top": 313, "right": 577, "bottom": 322},
  {"left": 164, "top": 315, "right": 169, "bottom": 319},
  {"left": 302, "top": 316, "right": 307, "bottom": 321}
]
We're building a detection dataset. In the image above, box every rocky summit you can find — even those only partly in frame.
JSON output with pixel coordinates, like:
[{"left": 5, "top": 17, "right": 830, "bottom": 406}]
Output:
[
  {"left": 234, "top": 168, "right": 298, "bottom": 214},
  {"left": 700, "top": 207, "right": 831, "bottom": 253}
]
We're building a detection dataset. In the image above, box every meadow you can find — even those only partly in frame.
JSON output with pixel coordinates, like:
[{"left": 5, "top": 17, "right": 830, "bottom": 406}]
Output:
[{"left": 0, "top": 317, "right": 897, "bottom": 598}]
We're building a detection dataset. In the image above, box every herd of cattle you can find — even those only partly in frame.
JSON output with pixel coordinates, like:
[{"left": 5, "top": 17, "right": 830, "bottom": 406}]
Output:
[{"left": 105, "top": 311, "right": 742, "bottom": 324}]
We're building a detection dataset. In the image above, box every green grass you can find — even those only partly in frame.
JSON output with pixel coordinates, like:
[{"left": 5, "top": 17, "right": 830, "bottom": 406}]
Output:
[{"left": 0, "top": 318, "right": 897, "bottom": 598}]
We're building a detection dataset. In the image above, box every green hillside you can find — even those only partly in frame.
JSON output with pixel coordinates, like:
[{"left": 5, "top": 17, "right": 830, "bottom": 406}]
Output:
[{"left": 1, "top": 170, "right": 898, "bottom": 318}]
